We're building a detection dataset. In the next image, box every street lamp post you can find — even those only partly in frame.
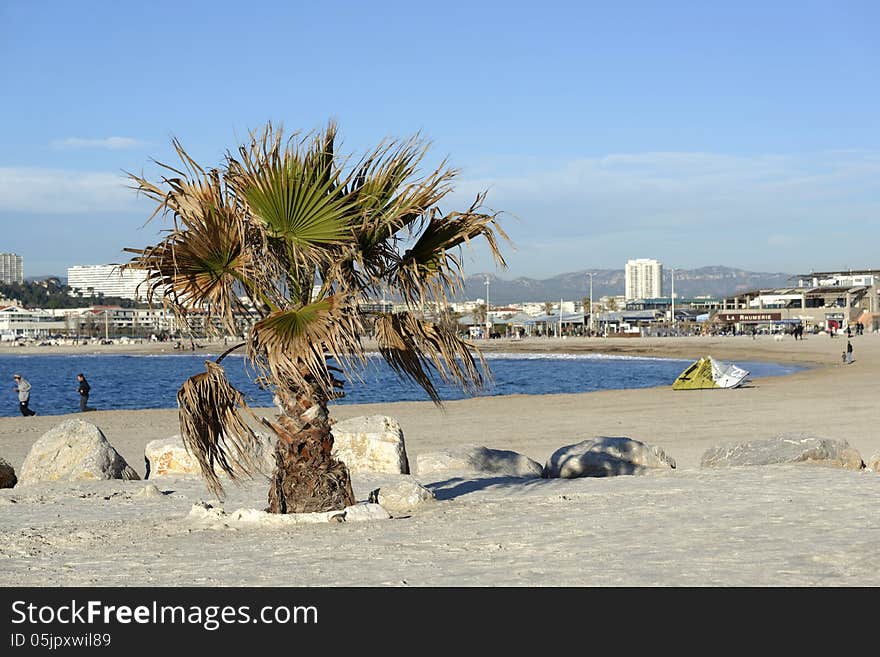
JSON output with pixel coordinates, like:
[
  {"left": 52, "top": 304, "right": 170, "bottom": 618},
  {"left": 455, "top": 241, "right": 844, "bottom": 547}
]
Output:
[
  {"left": 670, "top": 268, "right": 675, "bottom": 336},
  {"left": 484, "top": 277, "right": 490, "bottom": 339},
  {"left": 558, "top": 298, "right": 563, "bottom": 338},
  {"left": 587, "top": 272, "right": 594, "bottom": 337}
]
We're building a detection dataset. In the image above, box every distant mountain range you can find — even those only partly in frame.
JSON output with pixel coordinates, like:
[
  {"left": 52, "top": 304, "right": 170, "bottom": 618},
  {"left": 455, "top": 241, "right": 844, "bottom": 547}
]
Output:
[
  {"left": 459, "top": 266, "right": 796, "bottom": 305},
  {"left": 23, "top": 267, "right": 797, "bottom": 306},
  {"left": 25, "top": 275, "right": 67, "bottom": 284}
]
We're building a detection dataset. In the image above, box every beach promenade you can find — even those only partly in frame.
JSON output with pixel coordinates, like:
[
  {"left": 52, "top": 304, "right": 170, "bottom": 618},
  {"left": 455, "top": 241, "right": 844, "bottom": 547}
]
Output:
[{"left": 1, "top": 334, "right": 879, "bottom": 586}]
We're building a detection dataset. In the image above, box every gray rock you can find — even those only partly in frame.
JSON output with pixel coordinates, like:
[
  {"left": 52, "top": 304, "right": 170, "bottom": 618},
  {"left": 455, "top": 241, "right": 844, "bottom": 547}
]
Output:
[
  {"left": 374, "top": 477, "right": 436, "bottom": 512},
  {"left": 18, "top": 419, "right": 140, "bottom": 485},
  {"left": 700, "top": 433, "right": 864, "bottom": 470},
  {"left": 544, "top": 436, "right": 677, "bottom": 479},
  {"left": 0, "top": 457, "right": 17, "bottom": 488},
  {"left": 331, "top": 415, "right": 410, "bottom": 474},
  {"left": 416, "top": 444, "right": 544, "bottom": 478}
]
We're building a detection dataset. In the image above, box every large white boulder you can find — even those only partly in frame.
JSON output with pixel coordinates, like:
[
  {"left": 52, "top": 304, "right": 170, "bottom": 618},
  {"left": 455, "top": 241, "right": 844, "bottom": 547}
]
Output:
[
  {"left": 331, "top": 415, "right": 410, "bottom": 474},
  {"left": 0, "top": 457, "right": 16, "bottom": 488},
  {"left": 145, "top": 436, "right": 201, "bottom": 478},
  {"left": 867, "top": 452, "right": 880, "bottom": 473},
  {"left": 145, "top": 433, "right": 275, "bottom": 479},
  {"left": 416, "top": 444, "right": 544, "bottom": 478},
  {"left": 544, "top": 436, "right": 676, "bottom": 479},
  {"left": 18, "top": 419, "right": 140, "bottom": 484},
  {"left": 701, "top": 433, "right": 864, "bottom": 470}
]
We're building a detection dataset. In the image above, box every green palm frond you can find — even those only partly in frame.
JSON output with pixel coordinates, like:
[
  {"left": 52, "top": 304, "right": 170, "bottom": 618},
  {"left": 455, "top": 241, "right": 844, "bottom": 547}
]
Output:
[
  {"left": 247, "top": 296, "right": 365, "bottom": 401},
  {"left": 373, "top": 311, "right": 488, "bottom": 404},
  {"left": 241, "top": 162, "right": 352, "bottom": 245},
  {"left": 228, "top": 124, "right": 354, "bottom": 254},
  {"left": 177, "top": 361, "right": 262, "bottom": 497}
]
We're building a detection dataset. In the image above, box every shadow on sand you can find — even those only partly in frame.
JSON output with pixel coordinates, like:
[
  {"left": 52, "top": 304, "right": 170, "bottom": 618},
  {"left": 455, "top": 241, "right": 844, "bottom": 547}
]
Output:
[{"left": 425, "top": 475, "right": 551, "bottom": 501}]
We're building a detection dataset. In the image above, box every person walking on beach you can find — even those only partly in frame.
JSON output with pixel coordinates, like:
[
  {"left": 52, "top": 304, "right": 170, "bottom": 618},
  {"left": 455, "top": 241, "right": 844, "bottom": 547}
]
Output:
[
  {"left": 12, "top": 374, "right": 36, "bottom": 416},
  {"left": 846, "top": 340, "right": 854, "bottom": 364},
  {"left": 77, "top": 373, "right": 95, "bottom": 412}
]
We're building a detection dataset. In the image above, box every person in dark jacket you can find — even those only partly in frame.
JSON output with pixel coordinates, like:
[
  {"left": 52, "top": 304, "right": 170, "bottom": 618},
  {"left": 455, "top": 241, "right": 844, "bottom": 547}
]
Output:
[{"left": 77, "top": 373, "right": 95, "bottom": 412}]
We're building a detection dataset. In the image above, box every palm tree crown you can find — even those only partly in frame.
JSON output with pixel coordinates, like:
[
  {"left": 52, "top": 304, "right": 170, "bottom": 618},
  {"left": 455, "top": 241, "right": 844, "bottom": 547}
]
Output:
[{"left": 125, "top": 122, "right": 508, "bottom": 511}]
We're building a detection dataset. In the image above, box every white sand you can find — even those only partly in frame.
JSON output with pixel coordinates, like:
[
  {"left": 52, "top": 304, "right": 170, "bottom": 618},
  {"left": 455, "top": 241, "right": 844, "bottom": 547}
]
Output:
[{"left": 2, "top": 334, "right": 879, "bottom": 586}]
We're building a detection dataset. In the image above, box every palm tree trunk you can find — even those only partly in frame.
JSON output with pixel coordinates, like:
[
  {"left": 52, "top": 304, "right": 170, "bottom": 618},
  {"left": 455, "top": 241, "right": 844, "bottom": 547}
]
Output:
[{"left": 264, "top": 382, "right": 354, "bottom": 514}]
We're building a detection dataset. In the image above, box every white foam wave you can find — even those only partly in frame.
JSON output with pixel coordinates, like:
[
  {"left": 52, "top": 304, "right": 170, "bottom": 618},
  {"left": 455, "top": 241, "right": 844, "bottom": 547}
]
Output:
[{"left": 479, "top": 352, "right": 691, "bottom": 363}]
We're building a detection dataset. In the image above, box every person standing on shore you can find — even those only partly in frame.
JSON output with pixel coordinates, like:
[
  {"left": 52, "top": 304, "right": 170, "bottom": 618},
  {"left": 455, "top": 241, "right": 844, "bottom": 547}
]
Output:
[
  {"left": 12, "top": 374, "right": 36, "bottom": 416},
  {"left": 76, "top": 373, "right": 95, "bottom": 412},
  {"left": 846, "top": 340, "right": 854, "bottom": 364}
]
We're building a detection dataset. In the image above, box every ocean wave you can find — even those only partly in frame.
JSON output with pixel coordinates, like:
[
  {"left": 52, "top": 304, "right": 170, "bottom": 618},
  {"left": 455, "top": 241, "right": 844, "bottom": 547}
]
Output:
[{"left": 479, "top": 352, "right": 692, "bottom": 363}]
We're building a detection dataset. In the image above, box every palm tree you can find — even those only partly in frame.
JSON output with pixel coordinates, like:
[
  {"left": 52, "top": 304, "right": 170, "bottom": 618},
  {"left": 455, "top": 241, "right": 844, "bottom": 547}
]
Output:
[
  {"left": 124, "top": 121, "right": 508, "bottom": 513},
  {"left": 472, "top": 303, "right": 487, "bottom": 328}
]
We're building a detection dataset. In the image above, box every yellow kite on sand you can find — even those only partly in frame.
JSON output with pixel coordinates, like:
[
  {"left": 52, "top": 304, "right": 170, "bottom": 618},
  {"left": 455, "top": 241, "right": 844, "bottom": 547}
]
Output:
[{"left": 672, "top": 356, "right": 750, "bottom": 390}]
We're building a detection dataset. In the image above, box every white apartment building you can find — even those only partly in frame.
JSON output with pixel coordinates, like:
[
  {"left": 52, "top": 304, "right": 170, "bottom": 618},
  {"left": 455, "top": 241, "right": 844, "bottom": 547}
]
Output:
[
  {"left": 625, "top": 258, "right": 663, "bottom": 301},
  {"left": 0, "top": 253, "right": 23, "bottom": 284},
  {"left": 67, "top": 264, "right": 152, "bottom": 301}
]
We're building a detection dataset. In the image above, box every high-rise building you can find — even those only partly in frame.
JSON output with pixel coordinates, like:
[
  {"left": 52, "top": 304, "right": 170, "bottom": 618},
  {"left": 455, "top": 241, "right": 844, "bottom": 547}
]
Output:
[
  {"left": 67, "top": 264, "right": 152, "bottom": 301},
  {"left": 625, "top": 258, "right": 663, "bottom": 301},
  {"left": 0, "top": 253, "right": 23, "bottom": 284}
]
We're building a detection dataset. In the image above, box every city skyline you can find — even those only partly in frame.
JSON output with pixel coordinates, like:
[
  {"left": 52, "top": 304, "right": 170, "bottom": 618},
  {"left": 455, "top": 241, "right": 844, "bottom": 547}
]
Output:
[{"left": 2, "top": 1, "right": 878, "bottom": 278}]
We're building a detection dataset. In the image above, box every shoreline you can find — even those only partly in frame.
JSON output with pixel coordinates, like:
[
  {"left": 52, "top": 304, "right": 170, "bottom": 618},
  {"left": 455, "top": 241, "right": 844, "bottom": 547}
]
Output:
[
  {"left": 0, "top": 333, "right": 839, "bottom": 366},
  {"left": 0, "top": 333, "right": 864, "bottom": 472}
]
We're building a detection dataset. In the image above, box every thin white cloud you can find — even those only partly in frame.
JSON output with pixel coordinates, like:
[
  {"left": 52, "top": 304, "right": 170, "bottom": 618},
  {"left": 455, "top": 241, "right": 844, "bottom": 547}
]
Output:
[
  {"left": 0, "top": 167, "right": 146, "bottom": 214},
  {"left": 50, "top": 137, "right": 145, "bottom": 150},
  {"left": 453, "top": 150, "right": 880, "bottom": 230},
  {"left": 448, "top": 149, "right": 880, "bottom": 276}
]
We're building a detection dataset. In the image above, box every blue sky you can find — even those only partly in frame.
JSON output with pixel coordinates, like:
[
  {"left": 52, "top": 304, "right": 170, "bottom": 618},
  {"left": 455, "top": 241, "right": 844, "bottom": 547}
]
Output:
[{"left": 1, "top": 0, "right": 878, "bottom": 280}]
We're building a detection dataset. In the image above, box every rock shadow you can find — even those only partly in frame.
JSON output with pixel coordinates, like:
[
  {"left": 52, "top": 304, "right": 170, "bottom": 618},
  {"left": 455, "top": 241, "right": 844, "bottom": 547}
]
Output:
[{"left": 425, "top": 475, "right": 549, "bottom": 501}]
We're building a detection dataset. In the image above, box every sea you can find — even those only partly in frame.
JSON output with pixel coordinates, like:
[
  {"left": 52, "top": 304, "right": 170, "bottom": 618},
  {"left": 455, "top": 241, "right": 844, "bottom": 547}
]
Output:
[{"left": 0, "top": 352, "right": 804, "bottom": 418}]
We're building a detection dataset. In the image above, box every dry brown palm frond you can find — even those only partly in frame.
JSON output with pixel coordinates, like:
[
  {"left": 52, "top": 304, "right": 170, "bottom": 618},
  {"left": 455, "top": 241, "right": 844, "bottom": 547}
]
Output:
[
  {"left": 124, "top": 152, "right": 272, "bottom": 325},
  {"left": 337, "top": 138, "right": 457, "bottom": 289},
  {"left": 247, "top": 295, "right": 366, "bottom": 402},
  {"left": 388, "top": 193, "right": 509, "bottom": 308},
  {"left": 124, "top": 204, "right": 258, "bottom": 333},
  {"left": 373, "top": 311, "right": 488, "bottom": 405},
  {"left": 177, "top": 360, "right": 262, "bottom": 497}
]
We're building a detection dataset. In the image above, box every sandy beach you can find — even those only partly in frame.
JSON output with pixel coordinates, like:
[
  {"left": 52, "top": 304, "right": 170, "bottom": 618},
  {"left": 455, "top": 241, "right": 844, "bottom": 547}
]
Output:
[{"left": 2, "top": 334, "right": 879, "bottom": 586}]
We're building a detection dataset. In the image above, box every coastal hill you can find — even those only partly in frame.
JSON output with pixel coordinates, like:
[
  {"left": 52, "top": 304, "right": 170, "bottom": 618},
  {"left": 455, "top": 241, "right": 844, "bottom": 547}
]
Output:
[
  {"left": 460, "top": 266, "right": 795, "bottom": 305},
  {"left": 19, "top": 267, "right": 795, "bottom": 307}
]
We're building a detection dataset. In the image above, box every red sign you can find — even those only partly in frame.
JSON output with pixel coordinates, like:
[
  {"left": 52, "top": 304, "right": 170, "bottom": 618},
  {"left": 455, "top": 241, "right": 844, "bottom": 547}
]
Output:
[{"left": 714, "top": 312, "right": 782, "bottom": 322}]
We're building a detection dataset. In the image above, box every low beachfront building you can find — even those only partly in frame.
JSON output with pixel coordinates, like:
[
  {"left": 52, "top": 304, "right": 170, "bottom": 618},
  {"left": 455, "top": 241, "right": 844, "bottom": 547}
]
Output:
[
  {"left": 711, "top": 279, "right": 877, "bottom": 334},
  {"left": 0, "top": 305, "right": 68, "bottom": 340}
]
